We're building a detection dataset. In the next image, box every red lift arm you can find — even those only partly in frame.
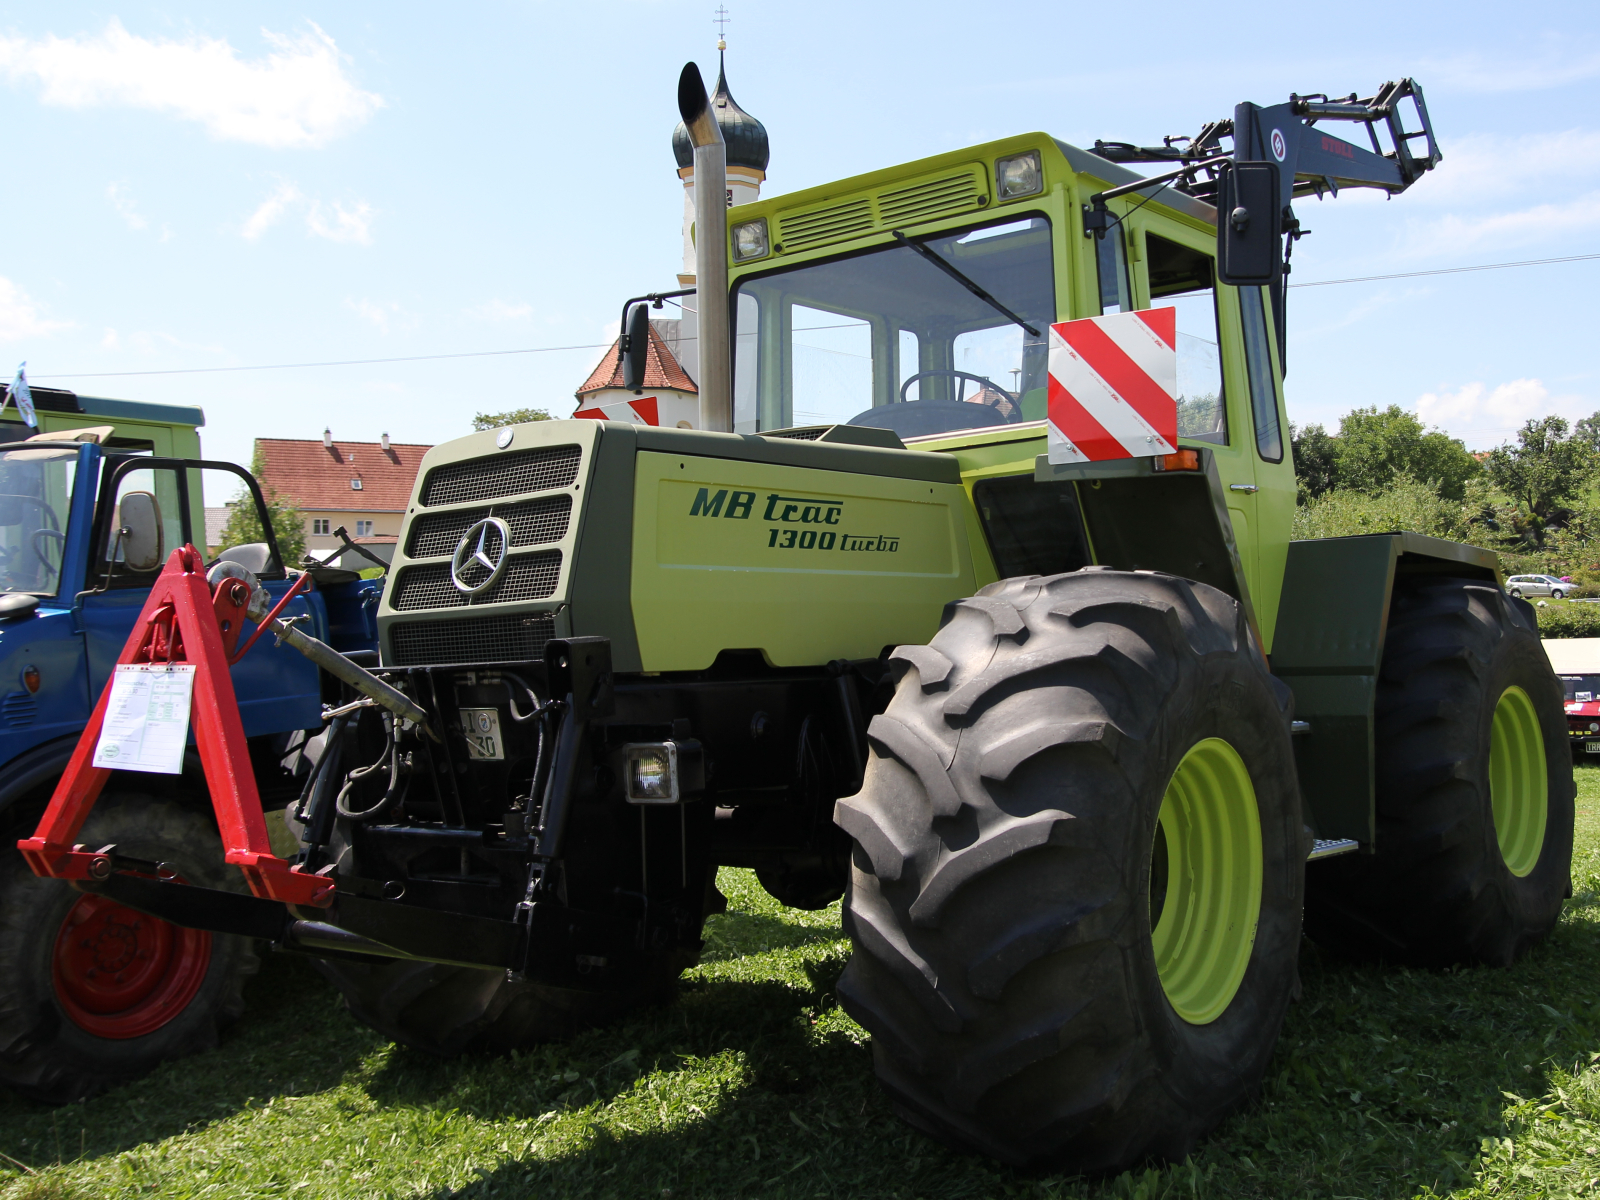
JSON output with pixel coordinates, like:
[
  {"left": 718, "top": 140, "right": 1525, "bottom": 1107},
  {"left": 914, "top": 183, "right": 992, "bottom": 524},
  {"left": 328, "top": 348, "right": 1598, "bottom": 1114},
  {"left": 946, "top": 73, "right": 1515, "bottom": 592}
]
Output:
[{"left": 17, "top": 545, "right": 335, "bottom": 908}]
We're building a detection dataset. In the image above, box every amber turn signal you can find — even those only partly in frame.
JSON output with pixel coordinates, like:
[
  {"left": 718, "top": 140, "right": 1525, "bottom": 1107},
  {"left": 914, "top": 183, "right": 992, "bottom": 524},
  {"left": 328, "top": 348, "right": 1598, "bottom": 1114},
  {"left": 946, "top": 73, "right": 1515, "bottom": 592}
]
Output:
[
  {"left": 21, "top": 665, "right": 40, "bottom": 694},
  {"left": 1159, "top": 449, "right": 1201, "bottom": 472}
]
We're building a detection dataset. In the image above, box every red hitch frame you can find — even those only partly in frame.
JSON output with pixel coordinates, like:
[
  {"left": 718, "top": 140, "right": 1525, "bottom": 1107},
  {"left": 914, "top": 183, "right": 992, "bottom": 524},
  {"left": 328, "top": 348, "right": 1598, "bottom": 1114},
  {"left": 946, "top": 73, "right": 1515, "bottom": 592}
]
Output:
[{"left": 17, "top": 545, "right": 335, "bottom": 908}]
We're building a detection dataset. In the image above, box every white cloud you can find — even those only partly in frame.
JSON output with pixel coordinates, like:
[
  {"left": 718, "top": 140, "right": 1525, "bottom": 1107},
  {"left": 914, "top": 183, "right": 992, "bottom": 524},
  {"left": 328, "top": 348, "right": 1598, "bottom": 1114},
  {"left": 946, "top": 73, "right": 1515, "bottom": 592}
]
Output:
[
  {"left": 1411, "top": 130, "right": 1600, "bottom": 207},
  {"left": 0, "top": 19, "right": 383, "bottom": 148},
  {"left": 347, "top": 298, "right": 399, "bottom": 334},
  {"left": 466, "top": 299, "right": 535, "bottom": 322},
  {"left": 1422, "top": 48, "right": 1600, "bottom": 95},
  {"left": 107, "top": 182, "right": 146, "bottom": 230},
  {"left": 241, "top": 181, "right": 302, "bottom": 239},
  {"left": 0, "top": 278, "right": 72, "bottom": 343},
  {"left": 1398, "top": 192, "right": 1600, "bottom": 259},
  {"left": 1416, "top": 378, "right": 1595, "bottom": 445},
  {"left": 241, "top": 182, "right": 373, "bottom": 244},
  {"left": 306, "top": 199, "right": 373, "bottom": 245}
]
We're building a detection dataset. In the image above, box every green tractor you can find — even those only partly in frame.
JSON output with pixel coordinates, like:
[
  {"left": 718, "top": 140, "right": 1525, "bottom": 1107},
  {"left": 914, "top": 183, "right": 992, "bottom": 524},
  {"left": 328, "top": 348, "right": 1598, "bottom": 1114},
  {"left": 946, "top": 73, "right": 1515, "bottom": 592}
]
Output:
[{"left": 44, "top": 68, "right": 1571, "bottom": 1172}]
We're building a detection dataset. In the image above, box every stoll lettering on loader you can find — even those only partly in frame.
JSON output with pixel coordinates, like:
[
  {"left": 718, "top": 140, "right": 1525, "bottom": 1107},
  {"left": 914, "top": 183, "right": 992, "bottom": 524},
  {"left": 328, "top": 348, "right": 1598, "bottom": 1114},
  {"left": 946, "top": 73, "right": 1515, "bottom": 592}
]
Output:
[{"left": 17, "top": 66, "right": 1571, "bottom": 1172}]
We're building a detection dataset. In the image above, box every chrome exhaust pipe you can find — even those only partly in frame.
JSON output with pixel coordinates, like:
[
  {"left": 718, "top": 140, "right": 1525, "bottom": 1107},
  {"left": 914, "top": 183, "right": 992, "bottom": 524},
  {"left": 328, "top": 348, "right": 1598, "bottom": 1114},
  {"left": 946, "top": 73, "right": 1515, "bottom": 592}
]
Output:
[{"left": 677, "top": 62, "right": 732, "bottom": 433}]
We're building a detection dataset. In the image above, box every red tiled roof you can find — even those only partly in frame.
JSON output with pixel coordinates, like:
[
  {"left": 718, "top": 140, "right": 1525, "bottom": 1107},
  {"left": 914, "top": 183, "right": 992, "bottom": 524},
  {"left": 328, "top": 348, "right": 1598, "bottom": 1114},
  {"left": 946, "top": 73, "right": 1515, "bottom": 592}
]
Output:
[
  {"left": 576, "top": 324, "right": 697, "bottom": 396},
  {"left": 256, "top": 438, "right": 432, "bottom": 513}
]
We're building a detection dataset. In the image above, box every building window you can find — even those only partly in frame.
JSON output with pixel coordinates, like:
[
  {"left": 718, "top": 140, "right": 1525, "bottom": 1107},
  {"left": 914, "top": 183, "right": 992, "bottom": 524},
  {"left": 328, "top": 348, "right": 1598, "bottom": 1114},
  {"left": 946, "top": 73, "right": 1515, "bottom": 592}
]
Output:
[
  {"left": 351, "top": 478, "right": 364, "bottom": 490},
  {"left": 355, "top": 520, "right": 374, "bottom": 537},
  {"left": 311, "top": 518, "right": 330, "bottom": 536}
]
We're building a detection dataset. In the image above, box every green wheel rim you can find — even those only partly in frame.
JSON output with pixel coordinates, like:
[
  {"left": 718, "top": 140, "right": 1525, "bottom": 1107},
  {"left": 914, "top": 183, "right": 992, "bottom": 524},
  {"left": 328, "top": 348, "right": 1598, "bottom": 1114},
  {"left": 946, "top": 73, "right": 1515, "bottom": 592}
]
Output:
[
  {"left": 1490, "top": 685, "right": 1547, "bottom": 877},
  {"left": 1149, "top": 738, "right": 1263, "bottom": 1025}
]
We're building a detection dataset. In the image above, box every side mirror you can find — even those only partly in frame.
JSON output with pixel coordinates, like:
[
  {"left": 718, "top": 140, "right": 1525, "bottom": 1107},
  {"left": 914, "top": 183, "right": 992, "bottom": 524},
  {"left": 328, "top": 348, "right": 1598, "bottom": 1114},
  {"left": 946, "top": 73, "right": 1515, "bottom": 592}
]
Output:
[
  {"left": 1215, "top": 161, "right": 1281, "bottom": 286},
  {"left": 621, "top": 302, "right": 651, "bottom": 392},
  {"left": 116, "top": 491, "right": 164, "bottom": 572}
]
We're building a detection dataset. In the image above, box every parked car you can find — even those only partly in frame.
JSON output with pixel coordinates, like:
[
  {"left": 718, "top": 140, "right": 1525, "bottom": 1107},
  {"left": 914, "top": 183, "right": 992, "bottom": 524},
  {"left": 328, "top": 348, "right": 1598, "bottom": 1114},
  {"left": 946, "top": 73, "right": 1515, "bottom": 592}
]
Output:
[{"left": 1509, "top": 574, "right": 1568, "bottom": 599}]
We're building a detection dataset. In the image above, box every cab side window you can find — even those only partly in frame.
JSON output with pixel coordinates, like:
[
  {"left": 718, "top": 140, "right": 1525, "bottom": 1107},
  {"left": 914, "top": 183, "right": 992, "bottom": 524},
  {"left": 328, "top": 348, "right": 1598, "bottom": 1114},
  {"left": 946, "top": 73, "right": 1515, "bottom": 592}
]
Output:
[
  {"left": 1238, "top": 286, "right": 1284, "bottom": 462},
  {"left": 100, "top": 466, "right": 188, "bottom": 588},
  {"left": 1144, "top": 234, "right": 1225, "bottom": 445}
]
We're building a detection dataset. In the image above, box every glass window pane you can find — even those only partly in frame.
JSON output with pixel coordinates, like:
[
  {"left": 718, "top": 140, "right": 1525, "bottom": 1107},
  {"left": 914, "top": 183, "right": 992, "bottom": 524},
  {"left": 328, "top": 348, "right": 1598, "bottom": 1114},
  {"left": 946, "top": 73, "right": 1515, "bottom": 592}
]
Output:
[
  {"left": 1096, "top": 229, "right": 1131, "bottom": 314},
  {"left": 0, "top": 446, "right": 77, "bottom": 595},
  {"left": 1238, "top": 285, "right": 1283, "bottom": 462},
  {"left": 790, "top": 304, "right": 872, "bottom": 427},
  {"left": 733, "top": 215, "right": 1054, "bottom": 436},
  {"left": 1165, "top": 292, "right": 1225, "bottom": 445}
]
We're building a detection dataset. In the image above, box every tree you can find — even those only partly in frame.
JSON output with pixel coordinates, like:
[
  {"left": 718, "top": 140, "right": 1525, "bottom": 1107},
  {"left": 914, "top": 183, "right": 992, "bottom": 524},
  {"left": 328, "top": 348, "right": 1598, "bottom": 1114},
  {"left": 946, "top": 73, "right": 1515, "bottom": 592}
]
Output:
[
  {"left": 1576, "top": 409, "right": 1600, "bottom": 452},
  {"left": 217, "top": 448, "right": 306, "bottom": 564},
  {"left": 1484, "top": 416, "right": 1595, "bottom": 537},
  {"left": 472, "top": 408, "right": 551, "bottom": 431},
  {"left": 1289, "top": 423, "right": 1340, "bottom": 500},
  {"left": 1333, "top": 405, "right": 1481, "bottom": 500}
]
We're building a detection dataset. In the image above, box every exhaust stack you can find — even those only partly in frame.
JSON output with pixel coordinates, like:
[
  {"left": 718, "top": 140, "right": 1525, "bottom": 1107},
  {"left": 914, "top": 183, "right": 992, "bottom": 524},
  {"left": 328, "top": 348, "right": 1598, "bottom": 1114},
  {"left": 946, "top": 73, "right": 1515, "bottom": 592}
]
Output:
[{"left": 677, "top": 62, "right": 732, "bottom": 433}]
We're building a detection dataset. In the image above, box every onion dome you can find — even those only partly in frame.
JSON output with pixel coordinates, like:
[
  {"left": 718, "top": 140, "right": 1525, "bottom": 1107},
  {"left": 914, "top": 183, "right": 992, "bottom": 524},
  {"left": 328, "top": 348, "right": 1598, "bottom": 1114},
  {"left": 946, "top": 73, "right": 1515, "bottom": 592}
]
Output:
[{"left": 671, "top": 52, "right": 769, "bottom": 172}]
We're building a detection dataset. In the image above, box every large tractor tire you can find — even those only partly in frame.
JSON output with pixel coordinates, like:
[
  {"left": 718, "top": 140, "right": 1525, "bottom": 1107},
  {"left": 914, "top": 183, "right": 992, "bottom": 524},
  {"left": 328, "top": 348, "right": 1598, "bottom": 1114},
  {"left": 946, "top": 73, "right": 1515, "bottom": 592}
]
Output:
[
  {"left": 0, "top": 795, "right": 259, "bottom": 1103},
  {"left": 1304, "top": 577, "right": 1572, "bottom": 966},
  {"left": 834, "top": 569, "right": 1306, "bottom": 1171}
]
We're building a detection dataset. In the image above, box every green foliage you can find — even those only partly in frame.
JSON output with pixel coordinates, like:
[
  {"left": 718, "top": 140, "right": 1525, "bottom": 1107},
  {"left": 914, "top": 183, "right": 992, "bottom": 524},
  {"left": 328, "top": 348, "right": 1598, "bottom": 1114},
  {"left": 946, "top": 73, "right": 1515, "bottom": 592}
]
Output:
[
  {"left": 1485, "top": 416, "right": 1596, "bottom": 536},
  {"left": 1291, "top": 477, "right": 1468, "bottom": 542},
  {"left": 216, "top": 448, "right": 306, "bottom": 563},
  {"left": 471, "top": 408, "right": 552, "bottom": 431},
  {"left": 12, "top": 802, "right": 1600, "bottom": 1200},
  {"left": 1335, "top": 405, "right": 1482, "bottom": 500},
  {"left": 1288, "top": 422, "right": 1339, "bottom": 501},
  {"left": 1576, "top": 409, "right": 1600, "bottom": 452},
  {"left": 1534, "top": 601, "right": 1600, "bottom": 639}
]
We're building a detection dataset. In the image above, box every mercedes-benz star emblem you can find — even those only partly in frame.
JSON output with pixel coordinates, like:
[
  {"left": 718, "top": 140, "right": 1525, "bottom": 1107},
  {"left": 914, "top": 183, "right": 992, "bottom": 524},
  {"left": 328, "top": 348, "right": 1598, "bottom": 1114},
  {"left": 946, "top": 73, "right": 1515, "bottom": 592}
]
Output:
[{"left": 450, "top": 517, "right": 511, "bottom": 596}]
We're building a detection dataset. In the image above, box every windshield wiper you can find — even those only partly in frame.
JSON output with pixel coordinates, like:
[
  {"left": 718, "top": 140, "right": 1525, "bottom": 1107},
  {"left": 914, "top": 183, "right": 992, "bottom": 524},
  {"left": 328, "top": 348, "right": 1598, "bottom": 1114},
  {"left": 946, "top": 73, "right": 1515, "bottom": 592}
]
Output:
[{"left": 891, "top": 230, "right": 1041, "bottom": 339}]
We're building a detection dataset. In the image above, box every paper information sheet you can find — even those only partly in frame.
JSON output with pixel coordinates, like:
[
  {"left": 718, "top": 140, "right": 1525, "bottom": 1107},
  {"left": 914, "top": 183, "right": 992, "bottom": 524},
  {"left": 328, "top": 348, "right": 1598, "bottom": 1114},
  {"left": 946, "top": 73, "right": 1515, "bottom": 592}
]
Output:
[{"left": 93, "top": 663, "right": 196, "bottom": 775}]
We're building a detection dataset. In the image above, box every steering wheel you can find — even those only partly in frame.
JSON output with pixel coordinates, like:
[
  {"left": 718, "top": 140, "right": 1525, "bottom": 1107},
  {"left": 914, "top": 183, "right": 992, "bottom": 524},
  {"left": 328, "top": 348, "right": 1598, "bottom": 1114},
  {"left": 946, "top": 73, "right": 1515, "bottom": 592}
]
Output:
[
  {"left": 899, "top": 369, "right": 1019, "bottom": 417},
  {"left": 31, "top": 528, "right": 64, "bottom": 565}
]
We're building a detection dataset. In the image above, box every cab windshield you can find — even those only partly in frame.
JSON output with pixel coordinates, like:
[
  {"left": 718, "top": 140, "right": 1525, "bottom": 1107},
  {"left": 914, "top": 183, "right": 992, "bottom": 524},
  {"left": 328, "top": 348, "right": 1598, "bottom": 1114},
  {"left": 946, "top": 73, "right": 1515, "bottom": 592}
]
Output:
[
  {"left": 1561, "top": 675, "right": 1600, "bottom": 703},
  {"left": 0, "top": 446, "right": 77, "bottom": 596},
  {"left": 733, "top": 215, "right": 1054, "bottom": 437}
]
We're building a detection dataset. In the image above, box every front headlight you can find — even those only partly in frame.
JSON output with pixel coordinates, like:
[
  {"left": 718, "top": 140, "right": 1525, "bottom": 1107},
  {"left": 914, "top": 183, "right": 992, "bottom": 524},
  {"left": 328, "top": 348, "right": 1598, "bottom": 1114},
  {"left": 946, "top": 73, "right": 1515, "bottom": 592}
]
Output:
[
  {"left": 624, "top": 743, "right": 678, "bottom": 803},
  {"left": 732, "top": 217, "right": 769, "bottom": 262},
  {"left": 995, "top": 151, "right": 1043, "bottom": 200}
]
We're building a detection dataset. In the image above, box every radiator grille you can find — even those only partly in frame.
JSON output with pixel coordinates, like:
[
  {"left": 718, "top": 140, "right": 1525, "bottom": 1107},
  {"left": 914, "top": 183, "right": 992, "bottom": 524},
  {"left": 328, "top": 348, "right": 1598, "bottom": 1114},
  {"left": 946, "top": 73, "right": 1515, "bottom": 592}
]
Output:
[
  {"left": 877, "top": 171, "right": 983, "bottom": 226},
  {"left": 406, "top": 494, "right": 572, "bottom": 559},
  {"left": 420, "top": 445, "right": 581, "bottom": 507},
  {"left": 389, "top": 612, "right": 556, "bottom": 666},
  {"left": 391, "top": 550, "right": 562, "bottom": 611},
  {"left": 1, "top": 693, "right": 36, "bottom": 728},
  {"left": 778, "top": 199, "right": 873, "bottom": 250}
]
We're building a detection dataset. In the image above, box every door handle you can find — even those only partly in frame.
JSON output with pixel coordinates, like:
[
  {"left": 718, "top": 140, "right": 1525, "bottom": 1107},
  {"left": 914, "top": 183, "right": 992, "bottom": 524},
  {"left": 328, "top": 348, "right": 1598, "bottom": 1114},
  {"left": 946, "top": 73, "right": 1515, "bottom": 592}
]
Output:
[{"left": 1228, "top": 484, "right": 1259, "bottom": 493}]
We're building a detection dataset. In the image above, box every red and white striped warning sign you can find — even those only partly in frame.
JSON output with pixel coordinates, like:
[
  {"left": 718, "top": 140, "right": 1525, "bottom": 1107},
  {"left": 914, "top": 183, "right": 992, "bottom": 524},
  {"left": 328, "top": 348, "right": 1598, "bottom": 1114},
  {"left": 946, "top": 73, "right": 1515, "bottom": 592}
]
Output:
[{"left": 1046, "top": 308, "right": 1178, "bottom": 464}]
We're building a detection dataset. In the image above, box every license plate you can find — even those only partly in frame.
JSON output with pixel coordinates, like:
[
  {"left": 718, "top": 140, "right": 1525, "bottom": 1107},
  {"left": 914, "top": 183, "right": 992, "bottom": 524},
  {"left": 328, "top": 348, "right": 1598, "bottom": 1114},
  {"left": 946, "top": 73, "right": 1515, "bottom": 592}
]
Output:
[
  {"left": 460, "top": 708, "right": 505, "bottom": 760},
  {"left": 1586, "top": 742, "right": 1600, "bottom": 754}
]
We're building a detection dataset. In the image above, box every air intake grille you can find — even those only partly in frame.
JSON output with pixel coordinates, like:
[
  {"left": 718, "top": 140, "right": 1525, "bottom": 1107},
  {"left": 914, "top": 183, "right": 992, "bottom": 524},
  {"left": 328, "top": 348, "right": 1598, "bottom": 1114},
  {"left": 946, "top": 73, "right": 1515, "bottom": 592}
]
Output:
[
  {"left": 406, "top": 494, "right": 572, "bottom": 559},
  {"left": 1, "top": 693, "right": 36, "bottom": 728},
  {"left": 389, "top": 612, "right": 557, "bottom": 666},
  {"left": 765, "top": 427, "right": 827, "bottom": 441},
  {"left": 877, "top": 171, "right": 983, "bottom": 226},
  {"left": 391, "top": 551, "right": 562, "bottom": 611},
  {"left": 778, "top": 200, "right": 873, "bottom": 250},
  {"left": 420, "top": 445, "right": 581, "bottom": 507}
]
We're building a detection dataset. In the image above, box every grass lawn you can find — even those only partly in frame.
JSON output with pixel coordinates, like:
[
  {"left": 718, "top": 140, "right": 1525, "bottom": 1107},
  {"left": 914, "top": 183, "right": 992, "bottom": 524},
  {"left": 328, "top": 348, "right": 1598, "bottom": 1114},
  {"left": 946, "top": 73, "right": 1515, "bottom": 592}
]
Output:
[{"left": 6, "top": 771, "right": 1600, "bottom": 1199}]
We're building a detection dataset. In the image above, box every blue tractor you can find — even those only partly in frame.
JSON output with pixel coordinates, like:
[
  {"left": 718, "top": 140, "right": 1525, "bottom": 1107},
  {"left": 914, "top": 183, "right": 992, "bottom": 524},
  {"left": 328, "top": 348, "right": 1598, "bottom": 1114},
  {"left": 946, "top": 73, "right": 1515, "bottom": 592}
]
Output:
[{"left": 0, "top": 386, "right": 380, "bottom": 1101}]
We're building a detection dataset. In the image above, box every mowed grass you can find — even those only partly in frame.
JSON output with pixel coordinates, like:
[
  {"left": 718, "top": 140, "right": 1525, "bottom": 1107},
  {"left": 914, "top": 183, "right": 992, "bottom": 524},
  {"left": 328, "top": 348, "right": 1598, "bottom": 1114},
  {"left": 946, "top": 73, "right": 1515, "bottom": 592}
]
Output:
[{"left": 6, "top": 775, "right": 1600, "bottom": 1199}]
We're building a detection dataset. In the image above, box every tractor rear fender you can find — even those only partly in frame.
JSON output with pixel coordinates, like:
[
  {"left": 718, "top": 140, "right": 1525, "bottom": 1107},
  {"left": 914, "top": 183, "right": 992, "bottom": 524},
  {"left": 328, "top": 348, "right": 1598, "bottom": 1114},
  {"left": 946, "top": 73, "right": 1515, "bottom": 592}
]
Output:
[
  {"left": 1271, "top": 532, "right": 1501, "bottom": 843},
  {"left": 1032, "top": 446, "right": 1263, "bottom": 643}
]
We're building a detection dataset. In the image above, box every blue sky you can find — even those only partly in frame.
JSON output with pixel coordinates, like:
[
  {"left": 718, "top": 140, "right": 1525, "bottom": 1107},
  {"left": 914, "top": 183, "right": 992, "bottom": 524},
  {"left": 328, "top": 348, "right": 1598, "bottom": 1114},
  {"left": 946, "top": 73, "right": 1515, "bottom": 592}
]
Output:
[{"left": 0, "top": 1, "right": 1596, "bottom": 477}]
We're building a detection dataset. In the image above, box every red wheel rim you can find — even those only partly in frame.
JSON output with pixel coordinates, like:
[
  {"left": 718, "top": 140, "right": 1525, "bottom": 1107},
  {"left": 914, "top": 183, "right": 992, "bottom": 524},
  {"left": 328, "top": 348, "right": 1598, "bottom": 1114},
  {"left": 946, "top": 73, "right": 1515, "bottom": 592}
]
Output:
[{"left": 51, "top": 892, "right": 211, "bottom": 1039}]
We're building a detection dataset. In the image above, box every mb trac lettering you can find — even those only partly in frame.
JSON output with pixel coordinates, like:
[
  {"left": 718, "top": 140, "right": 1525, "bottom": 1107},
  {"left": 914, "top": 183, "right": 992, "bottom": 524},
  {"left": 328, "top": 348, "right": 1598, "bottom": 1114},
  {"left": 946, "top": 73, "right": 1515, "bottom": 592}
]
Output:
[{"left": 689, "top": 488, "right": 756, "bottom": 519}]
